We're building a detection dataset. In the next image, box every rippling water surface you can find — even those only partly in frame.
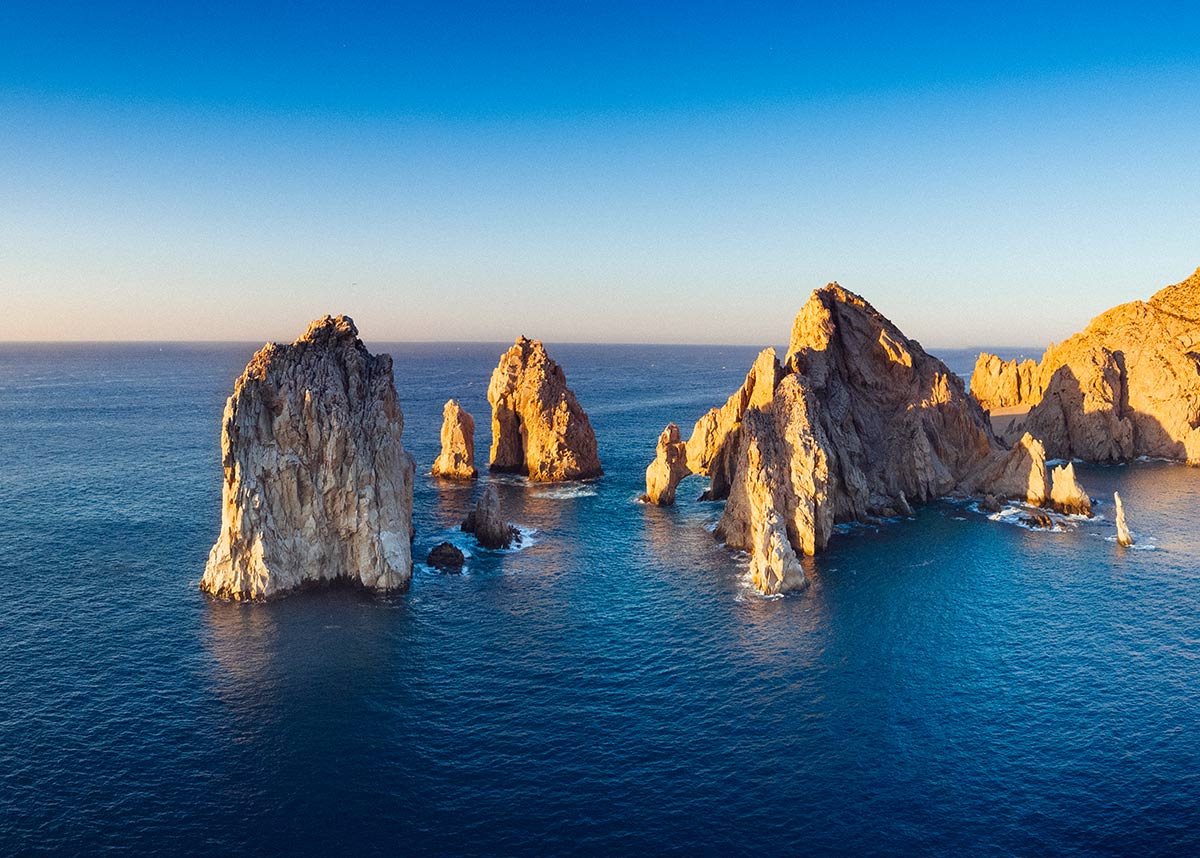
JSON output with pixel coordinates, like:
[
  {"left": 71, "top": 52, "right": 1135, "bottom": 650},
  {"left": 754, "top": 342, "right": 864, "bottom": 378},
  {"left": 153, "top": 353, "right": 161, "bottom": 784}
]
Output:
[{"left": 1, "top": 342, "right": 1198, "bottom": 856}]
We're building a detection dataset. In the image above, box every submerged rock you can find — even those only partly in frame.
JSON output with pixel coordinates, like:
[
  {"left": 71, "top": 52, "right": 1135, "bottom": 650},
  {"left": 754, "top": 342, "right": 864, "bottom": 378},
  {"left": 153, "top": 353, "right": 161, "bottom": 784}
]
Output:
[
  {"left": 461, "top": 484, "right": 521, "bottom": 549},
  {"left": 1020, "top": 511, "right": 1056, "bottom": 530},
  {"left": 431, "top": 399, "right": 478, "bottom": 480},
  {"left": 427, "top": 542, "right": 466, "bottom": 570},
  {"left": 1048, "top": 462, "right": 1093, "bottom": 516},
  {"left": 1114, "top": 491, "right": 1134, "bottom": 546},
  {"left": 643, "top": 422, "right": 691, "bottom": 505},
  {"left": 487, "top": 336, "right": 602, "bottom": 481},
  {"left": 201, "top": 315, "right": 415, "bottom": 600},
  {"left": 977, "top": 267, "right": 1200, "bottom": 463}
]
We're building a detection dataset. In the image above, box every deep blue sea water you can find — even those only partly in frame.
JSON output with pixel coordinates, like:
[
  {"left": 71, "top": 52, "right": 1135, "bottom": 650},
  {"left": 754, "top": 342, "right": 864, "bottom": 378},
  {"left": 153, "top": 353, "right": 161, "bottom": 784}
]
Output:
[{"left": 1, "top": 341, "right": 1198, "bottom": 857}]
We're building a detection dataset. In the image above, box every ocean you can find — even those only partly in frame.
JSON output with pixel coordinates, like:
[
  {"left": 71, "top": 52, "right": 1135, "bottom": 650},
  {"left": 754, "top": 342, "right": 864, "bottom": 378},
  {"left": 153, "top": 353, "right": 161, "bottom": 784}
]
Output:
[{"left": 1, "top": 341, "right": 1197, "bottom": 856}]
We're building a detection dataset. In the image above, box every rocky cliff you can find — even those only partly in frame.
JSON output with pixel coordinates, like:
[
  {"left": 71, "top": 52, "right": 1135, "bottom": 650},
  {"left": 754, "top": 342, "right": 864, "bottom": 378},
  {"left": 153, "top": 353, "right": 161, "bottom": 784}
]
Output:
[
  {"left": 974, "top": 267, "right": 1200, "bottom": 463},
  {"left": 201, "top": 315, "right": 415, "bottom": 600},
  {"left": 487, "top": 336, "right": 603, "bottom": 482},
  {"left": 683, "top": 284, "right": 1073, "bottom": 591},
  {"left": 431, "top": 399, "right": 477, "bottom": 479}
]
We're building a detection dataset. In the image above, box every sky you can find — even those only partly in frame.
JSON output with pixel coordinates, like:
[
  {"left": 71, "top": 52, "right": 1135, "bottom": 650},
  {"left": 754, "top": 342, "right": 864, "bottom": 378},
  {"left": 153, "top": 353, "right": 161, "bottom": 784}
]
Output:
[{"left": 2, "top": 1, "right": 1199, "bottom": 347}]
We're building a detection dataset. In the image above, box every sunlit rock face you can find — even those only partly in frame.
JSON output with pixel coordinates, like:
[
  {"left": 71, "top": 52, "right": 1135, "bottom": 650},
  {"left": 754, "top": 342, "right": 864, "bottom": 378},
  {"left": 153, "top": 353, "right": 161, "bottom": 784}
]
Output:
[
  {"left": 1114, "top": 492, "right": 1134, "bottom": 546},
  {"left": 981, "top": 432, "right": 1050, "bottom": 506},
  {"left": 1049, "top": 462, "right": 1093, "bottom": 516},
  {"left": 643, "top": 422, "right": 691, "bottom": 505},
  {"left": 431, "top": 399, "right": 477, "bottom": 480},
  {"left": 977, "top": 267, "right": 1200, "bottom": 464},
  {"left": 709, "top": 284, "right": 1026, "bottom": 586},
  {"left": 969, "top": 354, "right": 1041, "bottom": 412},
  {"left": 201, "top": 315, "right": 415, "bottom": 600},
  {"left": 684, "top": 347, "right": 780, "bottom": 497},
  {"left": 487, "top": 336, "right": 602, "bottom": 482}
]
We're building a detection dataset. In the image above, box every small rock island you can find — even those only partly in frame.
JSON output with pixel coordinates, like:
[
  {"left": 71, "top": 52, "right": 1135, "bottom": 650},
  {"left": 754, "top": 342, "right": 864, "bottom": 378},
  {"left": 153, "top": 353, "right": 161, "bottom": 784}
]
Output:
[
  {"left": 487, "top": 336, "right": 602, "bottom": 481},
  {"left": 432, "top": 398, "right": 478, "bottom": 479},
  {"left": 201, "top": 315, "right": 416, "bottom": 600}
]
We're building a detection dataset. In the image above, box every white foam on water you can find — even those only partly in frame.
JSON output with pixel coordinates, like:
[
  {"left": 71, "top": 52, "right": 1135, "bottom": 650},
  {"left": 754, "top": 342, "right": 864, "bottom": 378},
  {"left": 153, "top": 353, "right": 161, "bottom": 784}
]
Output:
[{"left": 530, "top": 485, "right": 598, "bottom": 500}]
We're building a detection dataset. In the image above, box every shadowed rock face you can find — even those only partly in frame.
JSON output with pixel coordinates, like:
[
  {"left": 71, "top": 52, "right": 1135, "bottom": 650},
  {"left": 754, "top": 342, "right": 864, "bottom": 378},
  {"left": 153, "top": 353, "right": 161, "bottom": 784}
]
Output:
[
  {"left": 201, "top": 315, "right": 415, "bottom": 600},
  {"left": 643, "top": 422, "right": 691, "bottom": 505},
  {"left": 432, "top": 399, "right": 477, "bottom": 479},
  {"left": 461, "top": 484, "right": 520, "bottom": 549},
  {"left": 975, "top": 267, "right": 1200, "bottom": 464},
  {"left": 487, "top": 337, "right": 602, "bottom": 482}
]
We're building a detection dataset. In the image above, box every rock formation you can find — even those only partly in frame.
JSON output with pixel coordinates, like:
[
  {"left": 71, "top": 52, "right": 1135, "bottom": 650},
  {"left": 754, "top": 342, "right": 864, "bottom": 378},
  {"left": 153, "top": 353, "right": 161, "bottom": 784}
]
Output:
[
  {"left": 487, "top": 336, "right": 603, "bottom": 481},
  {"left": 1114, "top": 492, "right": 1134, "bottom": 546},
  {"left": 1048, "top": 462, "right": 1093, "bottom": 516},
  {"left": 431, "top": 399, "right": 478, "bottom": 479},
  {"left": 711, "top": 284, "right": 1039, "bottom": 580},
  {"left": 748, "top": 506, "right": 808, "bottom": 595},
  {"left": 461, "top": 484, "right": 521, "bottom": 549},
  {"left": 643, "top": 422, "right": 691, "bottom": 505},
  {"left": 201, "top": 315, "right": 416, "bottom": 600},
  {"left": 969, "top": 354, "right": 1041, "bottom": 411},
  {"left": 982, "top": 432, "right": 1050, "bottom": 506},
  {"left": 427, "top": 542, "right": 466, "bottom": 570},
  {"left": 685, "top": 347, "right": 780, "bottom": 498},
  {"left": 976, "top": 267, "right": 1200, "bottom": 464}
]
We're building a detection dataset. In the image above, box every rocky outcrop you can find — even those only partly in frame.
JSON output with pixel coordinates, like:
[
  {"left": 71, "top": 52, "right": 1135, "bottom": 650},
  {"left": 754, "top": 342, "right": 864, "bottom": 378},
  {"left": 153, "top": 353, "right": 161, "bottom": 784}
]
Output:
[
  {"left": 431, "top": 399, "right": 478, "bottom": 479},
  {"left": 685, "top": 347, "right": 780, "bottom": 497},
  {"left": 1114, "top": 492, "right": 1134, "bottom": 546},
  {"left": 201, "top": 315, "right": 415, "bottom": 600},
  {"left": 714, "top": 285, "right": 1011, "bottom": 572},
  {"left": 1020, "top": 348, "right": 1134, "bottom": 463},
  {"left": 461, "top": 484, "right": 521, "bottom": 549},
  {"left": 981, "top": 432, "right": 1050, "bottom": 506},
  {"left": 970, "top": 354, "right": 1041, "bottom": 411},
  {"left": 748, "top": 506, "right": 808, "bottom": 595},
  {"left": 1048, "top": 463, "right": 1092, "bottom": 516},
  {"left": 978, "top": 267, "right": 1200, "bottom": 463},
  {"left": 427, "top": 542, "right": 466, "bottom": 570},
  {"left": 643, "top": 423, "right": 691, "bottom": 505},
  {"left": 487, "top": 336, "right": 602, "bottom": 481}
]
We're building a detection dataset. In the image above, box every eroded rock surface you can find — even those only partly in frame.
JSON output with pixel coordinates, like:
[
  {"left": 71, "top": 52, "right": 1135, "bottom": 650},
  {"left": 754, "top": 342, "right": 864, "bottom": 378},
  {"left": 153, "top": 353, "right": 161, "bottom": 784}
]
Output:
[
  {"left": 748, "top": 506, "right": 809, "bottom": 595},
  {"left": 685, "top": 348, "right": 780, "bottom": 497},
  {"left": 487, "top": 336, "right": 602, "bottom": 481},
  {"left": 461, "top": 484, "right": 521, "bottom": 549},
  {"left": 431, "top": 399, "right": 478, "bottom": 479},
  {"left": 970, "top": 354, "right": 1041, "bottom": 411},
  {"left": 643, "top": 422, "right": 691, "bottom": 505},
  {"left": 201, "top": 315, "right": 415, "bottom": 600},
  {"left": 1114, "top": 492, "right": 1134, "bottom": 546},
  {"left": 427, "top": 542, "right": 466, "bottom": 570},
  {"left": 977, "top": 267, "right": 1200, "bottom": 463},
  {"left": 981, "top": 432, "right": 1050, "bottom": 506},
  {"left": 1049, "top": 462, "right": 1093, "bottom": 516}
]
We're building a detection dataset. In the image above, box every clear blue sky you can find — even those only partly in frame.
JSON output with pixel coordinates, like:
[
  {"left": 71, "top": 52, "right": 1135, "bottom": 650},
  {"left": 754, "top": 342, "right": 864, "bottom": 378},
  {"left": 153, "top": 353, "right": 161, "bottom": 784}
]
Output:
[{"left": 2, "top": 1, "right": 1198, "bottom": 345}]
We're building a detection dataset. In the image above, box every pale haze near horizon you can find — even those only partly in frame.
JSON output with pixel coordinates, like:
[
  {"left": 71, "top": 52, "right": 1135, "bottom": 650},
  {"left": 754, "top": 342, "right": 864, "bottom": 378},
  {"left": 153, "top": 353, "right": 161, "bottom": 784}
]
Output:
[{"left": 3, "top": 5, "right": 1199, "bottom": 349}]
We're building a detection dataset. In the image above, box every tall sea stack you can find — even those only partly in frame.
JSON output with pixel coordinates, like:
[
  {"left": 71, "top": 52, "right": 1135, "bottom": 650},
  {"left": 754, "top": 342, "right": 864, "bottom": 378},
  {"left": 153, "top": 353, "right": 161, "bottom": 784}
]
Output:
[{"left": 201, "top": 315, "right": 415, "bottom": 600}]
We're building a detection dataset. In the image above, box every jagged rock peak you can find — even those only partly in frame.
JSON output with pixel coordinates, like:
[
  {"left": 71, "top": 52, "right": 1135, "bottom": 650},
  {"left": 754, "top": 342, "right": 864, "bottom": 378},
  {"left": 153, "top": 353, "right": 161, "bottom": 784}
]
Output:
[
  {"left": 487, "top": 336, "right": 602, "bottom": 482},
  {"left": 201, "top": 314, "right": 415, "bottom": 600},
  {"left": 685, "top": 347, "right": 779, "bottom": 476},
  {"left": 983, "top": 432, "right": 1050, "bottom": 506},
  {"left": 1049, "top": 462, "right": 1093, "bottom": 516},
  {"left": 643, "top": 422, "right": 691, "bottom": 506},
  {"left": 432, "top": 399, "right": 477, "bottom": 480}
]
